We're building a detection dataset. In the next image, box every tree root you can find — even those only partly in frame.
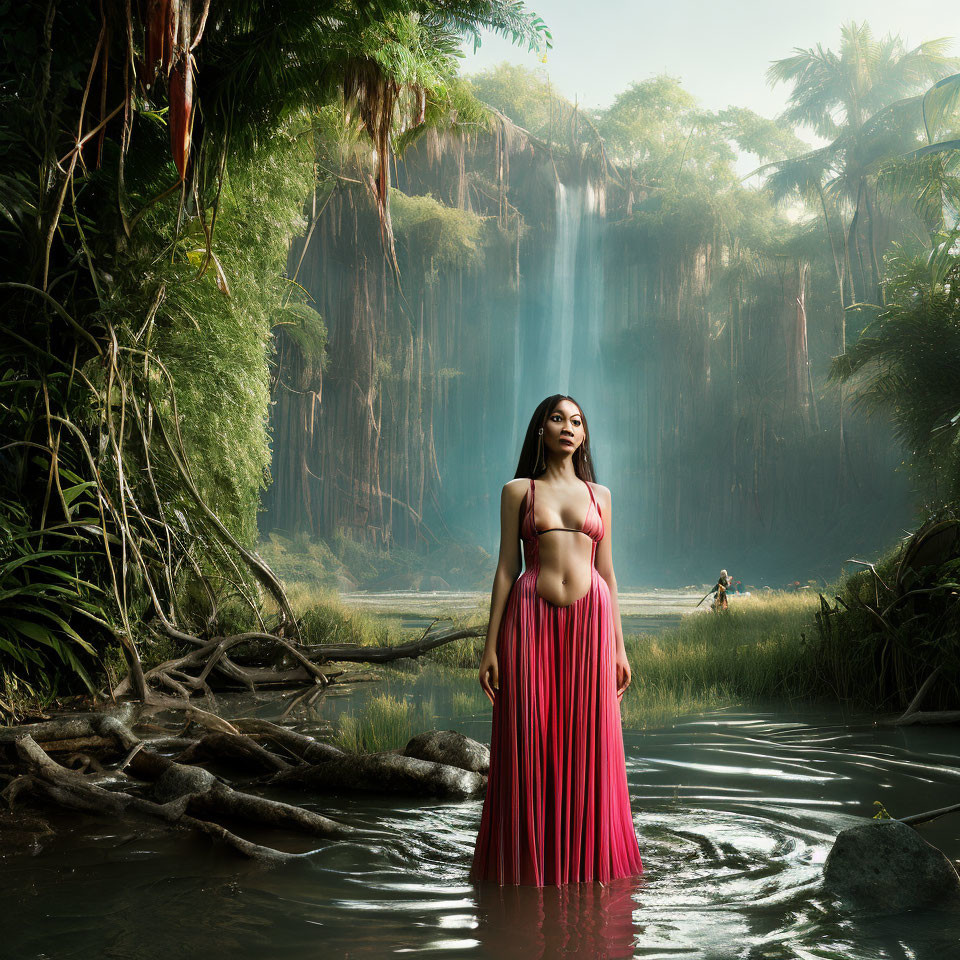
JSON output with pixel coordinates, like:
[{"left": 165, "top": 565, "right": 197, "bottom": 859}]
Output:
[
  {"left": 172, "top": 732, "right": 292, "bottom": 774},
  {"left": 0, "top": 714, "right": 355, "bottom": 863},
  {"left": 0, "top": 709, "right": 490, "bottom": 865},
  {"left": 112, "top": 623, "right": 483, "bottom": 704},
  {"left": 883, "top": 667, "right": 960, "bottom": 726},
  {"left": 2, "top": 736, "right": 315, "bottom": 863},
  {"left": 267, "top": 750, "right": 486, "bottom": 798}
]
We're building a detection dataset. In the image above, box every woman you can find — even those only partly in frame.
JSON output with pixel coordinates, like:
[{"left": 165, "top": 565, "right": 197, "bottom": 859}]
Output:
[{"left": 470, "top": 394, "right": 644, "bottom": 886}]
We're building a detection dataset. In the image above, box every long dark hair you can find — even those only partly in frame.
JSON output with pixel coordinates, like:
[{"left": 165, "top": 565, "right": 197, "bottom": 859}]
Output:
[{"left": 514, "top": 394, "right": 597, "bottom": 481}]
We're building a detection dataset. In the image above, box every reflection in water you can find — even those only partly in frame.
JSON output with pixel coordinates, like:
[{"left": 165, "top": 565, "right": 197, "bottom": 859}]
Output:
[
  {"left": 7, "top": 681, "right": 960, "bottom": 959},
  {"left": 474, "top": 875, "right": 643, "bottom": 959}
]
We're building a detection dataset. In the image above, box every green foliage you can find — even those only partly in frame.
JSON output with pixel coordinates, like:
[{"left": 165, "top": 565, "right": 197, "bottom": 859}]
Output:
[
  {"left": 597, "top": 75, "right": 716, "bottom": 172},
  {"left": 0, "top": 0, "right": 549, "bottom": 699},
  {"left": 768, "top": 22, "right": 957, "bottom": 139},
  {"left": 762, "top": 21, "right": 960, "bottom": 304},
  {"left": 811, "top": 514, "right": 960, "bottom": 710},
  {"left": 832, "top": 236, "right": 960, "bottom": 504},
  {"left": 467, "top": 62, "right": 572, "bottom": 137},
  {"left": 0, "top": 495, "right": 104, "bottom": 699},
  {"left": 125, "top": 126, "right": 315, "bottom": 544},
  {"left": 628, "top": 593, "right": 821, "bottom": 704},
  {"left": 391, "top": 189, "right": 487, "bottom": 268},
  {"left": 295, "top": 591, "right": 399, "bottom": 647},
  {"left": 716, "top": 106, "right": 809, "bottom": 162}
]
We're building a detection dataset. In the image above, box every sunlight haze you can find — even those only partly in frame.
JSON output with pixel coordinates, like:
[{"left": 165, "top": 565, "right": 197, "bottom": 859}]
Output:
[{"left": 463, "top": 0, "right": 956, "bottom": 121}]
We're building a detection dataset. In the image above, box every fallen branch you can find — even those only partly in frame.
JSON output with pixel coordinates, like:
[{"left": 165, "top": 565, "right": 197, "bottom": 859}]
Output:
[
  {"left": 306, "top": 626, "right": 485, "bottom": 664},
  {"left": 890, "top": 710, "right": 960, "bottom": 727},
  {"left": 111, "top": 623, "right": 483, "bottom": 703},
  {"left": 897, "top": 664, "right": 941, "bottom": 723},
  {"left": 267, "top": 750, "right": 485, "bottom": 798},
  {"left": 896, "top": 801, "right": 960, "bottom": 827}
]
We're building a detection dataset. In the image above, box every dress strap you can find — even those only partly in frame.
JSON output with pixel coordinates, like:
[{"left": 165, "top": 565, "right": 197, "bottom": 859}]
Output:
[{"left": 582, "top": 477, "right": 598, "bottom": 514}]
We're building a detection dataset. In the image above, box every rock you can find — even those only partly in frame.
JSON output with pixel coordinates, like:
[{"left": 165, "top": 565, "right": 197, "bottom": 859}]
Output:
[
  {"left": 403, "top": 729, "right": 490, "bottom": 774},
  {"left": 823, "top": 819, "right": 960, "bottom": 911},
  {"left": 371, "top": 570, "right": 422, "bottom": 591}
]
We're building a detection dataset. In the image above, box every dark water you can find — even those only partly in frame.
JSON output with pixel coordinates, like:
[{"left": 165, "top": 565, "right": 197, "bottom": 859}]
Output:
[{"left": 6, "top": 672, "right": 960, "bottom": 960}]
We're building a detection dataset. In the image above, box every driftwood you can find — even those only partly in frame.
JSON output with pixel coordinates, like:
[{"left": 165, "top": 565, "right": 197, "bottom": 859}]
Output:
[
  {"left": 267, "top": 751, "right": 485, "bottom": 798},
  {"left": 303, "top": 627, "right": 485, "bottom": 664},
  {"left": 892, "top": 711, "right": 960, "bottom": 726},
  {"left": 896, "top": 802, "right": 960, "bottom": 827},
  {"left": 172, "top": 732, "right": 292, "bottom": 774},
  {"left": 111, "top": 622, "right": 484, "bottom": 705},
  {"left": 0, "top": 710, "right": 489, "bottom": 863},
  {"left": 233, "top": 717, "right": 345, "bottom": 763},
  {"left": 884, "top": 666, "right": 960, "bottom": 726},
  {"left": 2, "top": 736, "right": 327, "bottom": 863}
]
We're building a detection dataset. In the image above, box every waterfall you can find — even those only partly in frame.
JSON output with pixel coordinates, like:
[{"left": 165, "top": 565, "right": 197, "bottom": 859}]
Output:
[
  {"left": 505, "top": 178, "right": 608, "bottom": 478},
  {"left": 549, "top": 182, "right": 582, "bottom": 392},
  {"left": 541, "top": 179, "right": 608, "bottom": 475},
  {"left": 547, "top": 181, "right": 605, "bottom": 393},
  {"left": 582, "top": 181, "right": 605, "bottom": 363}
]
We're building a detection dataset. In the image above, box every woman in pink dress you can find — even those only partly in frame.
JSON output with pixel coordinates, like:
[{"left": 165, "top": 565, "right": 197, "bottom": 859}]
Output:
[{"left": 470, "top": 394, "right": 644, "bottom": 886}]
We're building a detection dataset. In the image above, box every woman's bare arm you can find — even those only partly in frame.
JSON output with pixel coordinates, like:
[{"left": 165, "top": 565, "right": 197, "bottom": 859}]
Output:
[
  {"left": 483, "top": 480, "right": 525, "bottom": 654},
  {"left": 592, "top": 484, "right": 624, "bottom": 653},
  {"left": 478, "top": 480, "right": 525, "bottom": 701}
]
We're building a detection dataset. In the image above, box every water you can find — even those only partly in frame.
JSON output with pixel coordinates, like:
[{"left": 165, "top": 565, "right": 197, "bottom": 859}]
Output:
[
  {"left": 6, "top": 635, "right": 960, "bottom": 958},
  {"left": 337, "top": 586, "right": 707, "bottom": 633}
]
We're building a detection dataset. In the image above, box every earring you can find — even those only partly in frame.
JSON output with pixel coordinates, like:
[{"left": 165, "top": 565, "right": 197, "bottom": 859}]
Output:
[{"left": 536, "top": 427, "right": 544, "bottom": 472}]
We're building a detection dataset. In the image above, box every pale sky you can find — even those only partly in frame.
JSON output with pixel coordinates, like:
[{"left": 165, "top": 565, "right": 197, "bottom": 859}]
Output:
[{"left": 460, "top": 1, "right": 957, "bottom": 124}]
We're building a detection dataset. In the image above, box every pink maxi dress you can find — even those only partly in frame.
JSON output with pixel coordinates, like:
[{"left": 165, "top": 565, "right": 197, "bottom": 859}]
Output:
[{"left": 470, "top": 476, "right": 644, "bottom": 885}]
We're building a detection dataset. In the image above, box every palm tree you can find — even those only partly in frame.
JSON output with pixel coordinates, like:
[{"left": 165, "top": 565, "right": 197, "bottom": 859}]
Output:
[
  {"left": 831, "top": 236, "right": 960, "bottom": 507},
  {"left": 760, "top": 23, "right": 958, "bottom": 494},
  {"left": 765, "top": 21, "right": 958, "bottom": 308}
]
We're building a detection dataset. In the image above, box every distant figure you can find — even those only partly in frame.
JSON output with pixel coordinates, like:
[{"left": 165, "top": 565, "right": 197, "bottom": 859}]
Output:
[{"left": 711, "top": 569, "right": 732, "bottom": 612}]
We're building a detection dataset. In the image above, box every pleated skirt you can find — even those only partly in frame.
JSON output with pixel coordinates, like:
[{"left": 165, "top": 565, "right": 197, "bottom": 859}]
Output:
[{"left": 470, "top": 567, "right": 644, "bottom": 885}]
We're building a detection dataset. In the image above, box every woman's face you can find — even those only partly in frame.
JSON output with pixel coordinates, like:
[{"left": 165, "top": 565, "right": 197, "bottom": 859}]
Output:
[{"left": 543, "top": 400, "right": 584, "bottom": 460}]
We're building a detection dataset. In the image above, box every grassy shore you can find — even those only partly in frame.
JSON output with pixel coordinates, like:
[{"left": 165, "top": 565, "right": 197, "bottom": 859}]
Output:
[
  {"left": 626, "top": 594, "right": 820, "bottom": 699},
  {"left": 617, "top": 592, "right": 821, "bottom": 728},
  {"left": 278, "top": 586, "right": 830, "bottom": 748}
]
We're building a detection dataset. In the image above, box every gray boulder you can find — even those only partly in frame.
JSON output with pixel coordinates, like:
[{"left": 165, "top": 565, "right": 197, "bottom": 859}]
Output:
[
  {"left": 403, "top": 729, "right": 490, "bottom": 774},
  {"left": 823, "top": 819, "right": 960, "bottom": 911}
]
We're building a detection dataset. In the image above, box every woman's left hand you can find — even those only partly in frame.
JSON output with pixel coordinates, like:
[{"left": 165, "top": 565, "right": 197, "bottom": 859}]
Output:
[{"left": 615, "top": 647, "right": 631, "bottom": 701}]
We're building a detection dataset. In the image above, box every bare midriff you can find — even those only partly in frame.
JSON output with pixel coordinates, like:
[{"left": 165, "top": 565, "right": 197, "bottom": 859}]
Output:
[{"left": 534, "top": 531, "right": 594, "bottom": 607}]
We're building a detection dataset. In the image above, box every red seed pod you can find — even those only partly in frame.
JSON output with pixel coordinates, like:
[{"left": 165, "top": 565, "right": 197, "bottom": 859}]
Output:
[
  {"left": 168, "top": 54, "right": 193, "bottom": 180},
  {"left": 143, "top": 0, "right": 171, "bottom": 87}
]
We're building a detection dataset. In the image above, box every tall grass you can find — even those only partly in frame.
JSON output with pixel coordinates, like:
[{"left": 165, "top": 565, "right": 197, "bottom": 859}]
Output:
[
  {"left": 334, "top": 693, "right": 436, "bottom": 753},
  {"left": 626, "top": 593, "right": 821, "bottom": 704},
  {"left": 276, "top": 583, "right": 402, "bottom": 647}
]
